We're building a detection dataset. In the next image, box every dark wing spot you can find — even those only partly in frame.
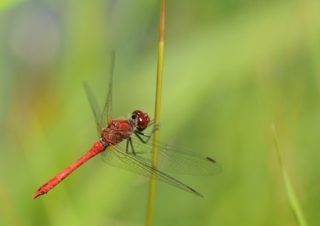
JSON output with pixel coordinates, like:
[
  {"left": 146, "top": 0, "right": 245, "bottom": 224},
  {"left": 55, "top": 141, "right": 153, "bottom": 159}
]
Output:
[{"left": 206, "top": 156, "right": 216, "bottom": 164}]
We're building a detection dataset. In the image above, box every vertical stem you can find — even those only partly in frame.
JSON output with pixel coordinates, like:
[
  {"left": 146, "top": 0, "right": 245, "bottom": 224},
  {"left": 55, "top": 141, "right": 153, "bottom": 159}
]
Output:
[
  {"left": 146, "top": 0, "right": 165, "bottom": 225},
  {"left": 271, "top": 124, "right": 308, "bottom": 226}
]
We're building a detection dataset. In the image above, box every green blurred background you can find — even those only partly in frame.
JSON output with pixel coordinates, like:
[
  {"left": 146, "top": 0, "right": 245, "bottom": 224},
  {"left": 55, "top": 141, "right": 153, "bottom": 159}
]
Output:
[{"left": 1, "top": 0, "right": 320, "bottom": 225}]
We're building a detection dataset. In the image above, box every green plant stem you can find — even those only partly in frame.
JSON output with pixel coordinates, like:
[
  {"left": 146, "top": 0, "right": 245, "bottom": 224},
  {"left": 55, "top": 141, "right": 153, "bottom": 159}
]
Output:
[
  {"left": 146, "top": 0, "right": 165, "bottom": 225},
  {"left": 272, "top": 124, "right": 308, "bottom": 226}
]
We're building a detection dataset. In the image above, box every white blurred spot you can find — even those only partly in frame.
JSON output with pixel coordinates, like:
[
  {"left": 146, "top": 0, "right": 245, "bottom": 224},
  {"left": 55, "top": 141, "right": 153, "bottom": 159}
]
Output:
[{"left": 9, "top": 8, "right": 60, "bottom": 66}]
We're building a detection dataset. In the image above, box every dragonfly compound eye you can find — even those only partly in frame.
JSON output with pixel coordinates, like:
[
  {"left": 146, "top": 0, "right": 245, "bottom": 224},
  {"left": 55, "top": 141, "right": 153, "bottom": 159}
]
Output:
[
  {"left": 137, "top": 113, "right": 150, "bottom": 131},
  {"left": 132, "top": 110, "right": 150, "bottom": 131}
]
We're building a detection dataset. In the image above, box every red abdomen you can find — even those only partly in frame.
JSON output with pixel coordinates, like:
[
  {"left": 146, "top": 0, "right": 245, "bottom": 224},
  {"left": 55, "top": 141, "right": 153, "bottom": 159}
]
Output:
[{"left": 32, "top": 141, "right": 106, "bottom": 199}]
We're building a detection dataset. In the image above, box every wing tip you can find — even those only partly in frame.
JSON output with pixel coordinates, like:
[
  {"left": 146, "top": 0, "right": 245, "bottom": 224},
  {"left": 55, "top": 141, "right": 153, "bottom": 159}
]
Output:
[{"left": 187, "top": 185, "right": 204, "bottom": 198}]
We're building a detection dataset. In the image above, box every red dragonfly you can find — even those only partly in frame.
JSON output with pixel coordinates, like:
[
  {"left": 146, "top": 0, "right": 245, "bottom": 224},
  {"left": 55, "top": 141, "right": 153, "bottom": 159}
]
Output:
[{"left": 32, "top": 54, "right": 219, "bottom": 199}]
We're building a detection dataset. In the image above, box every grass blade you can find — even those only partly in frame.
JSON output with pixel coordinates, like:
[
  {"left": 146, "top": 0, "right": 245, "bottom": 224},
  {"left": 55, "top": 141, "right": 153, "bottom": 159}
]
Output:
[{"left": 272, "top": 124, "right": 308, "bottom": 226}]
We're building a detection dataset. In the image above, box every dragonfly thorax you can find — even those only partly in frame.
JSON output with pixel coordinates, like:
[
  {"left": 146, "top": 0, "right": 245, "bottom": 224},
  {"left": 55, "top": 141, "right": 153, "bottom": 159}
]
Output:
[
  {"left": 101, "top": 120, "right": 135, "bottom": 145},
  {"left": 100, "top": 110, "right": 149, "bottom": 146}
]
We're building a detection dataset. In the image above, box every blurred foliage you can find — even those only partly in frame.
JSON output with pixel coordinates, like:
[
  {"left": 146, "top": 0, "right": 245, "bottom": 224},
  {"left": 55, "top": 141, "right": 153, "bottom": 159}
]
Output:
[
  {"left": 0, "top": 0, "right": 21, "bottom": 11},
  {"left": 0, "top": 0, "right": 320, "bottom": 226}
]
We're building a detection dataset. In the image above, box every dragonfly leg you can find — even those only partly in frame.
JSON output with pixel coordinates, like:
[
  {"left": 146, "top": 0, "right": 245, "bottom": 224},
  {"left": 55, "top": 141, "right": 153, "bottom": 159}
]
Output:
[
  {"left": 126, "top": 138, "right": 136, "bottom": 155},
  {"left": 134, "top": 124, "right": 158, "bottom": 144},
  {"left": 134, "top": 132, "right": 150, "bottom": 144},
  {"left": 125, "top": 139, "right": 129, "bottom": 154},
  {"left": 129, "top": 138, "right": 136, "bottom": 155}
]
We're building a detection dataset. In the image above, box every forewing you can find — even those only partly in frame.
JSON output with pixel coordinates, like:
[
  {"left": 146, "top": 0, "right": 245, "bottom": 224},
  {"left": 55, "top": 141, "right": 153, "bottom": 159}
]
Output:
[
  {"left": 130, "top": 135, "right": 221, "bottom": 176},
  {"left": 103, "top": 144, "right": 203, "bottom": 197},
  {"left": 83, "top": 82, "right": 104, "bottom": 132},
  {"left": 100, "top": 51, "right": 116, "bottom": 125}
]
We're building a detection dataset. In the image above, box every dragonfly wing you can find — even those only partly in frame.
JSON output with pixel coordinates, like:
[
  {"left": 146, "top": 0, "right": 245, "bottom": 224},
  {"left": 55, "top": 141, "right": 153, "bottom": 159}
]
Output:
[
  {"left": 83, "top": 82, "right": 104, "bottom": 132},
  {"left": 100, "top": 51, "right": 116, "bottom": 125},
  {"left": 83, "top": 51, "right": 116, "bottom": 132},
  {"left": 103, "top": 144, "right": 204, "bottom": 197},
  {"left": 130, "top": 135, "right": 221, "bottom": 176}
]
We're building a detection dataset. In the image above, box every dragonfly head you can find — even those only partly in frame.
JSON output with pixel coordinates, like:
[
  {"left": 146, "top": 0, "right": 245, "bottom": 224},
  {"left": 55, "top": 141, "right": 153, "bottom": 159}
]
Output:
[{"left": 130, "top": 110, "right": 150, "bottom": 131}]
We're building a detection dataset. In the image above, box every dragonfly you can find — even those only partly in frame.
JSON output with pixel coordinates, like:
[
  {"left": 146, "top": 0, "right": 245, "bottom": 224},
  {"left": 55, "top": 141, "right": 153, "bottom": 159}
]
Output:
[{"left": 32, "top": 53, "right": 219, "bottom": 199}]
